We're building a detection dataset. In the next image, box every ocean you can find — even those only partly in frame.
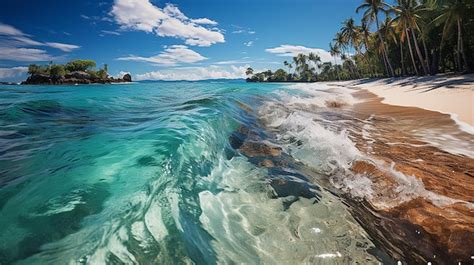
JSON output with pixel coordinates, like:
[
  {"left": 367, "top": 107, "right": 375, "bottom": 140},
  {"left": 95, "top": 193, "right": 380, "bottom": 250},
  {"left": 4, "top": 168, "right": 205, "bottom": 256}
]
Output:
[{"left": 0, "top": 80, "right": 472, "bottom": 264}]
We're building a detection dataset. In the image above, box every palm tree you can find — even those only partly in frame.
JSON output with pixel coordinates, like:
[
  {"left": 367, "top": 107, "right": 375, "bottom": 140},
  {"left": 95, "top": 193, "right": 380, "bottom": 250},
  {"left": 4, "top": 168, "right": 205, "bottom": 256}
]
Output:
[
  {"left": 308, "top": 52, "right": 321, "bottom": 80},
  {"left": 340, "top": 18, "right": 363, "bottom": 55},
  {"left": 391, "top": 0, "right": 430, "bottom": 75},
  {"left": 434, "top": 0, "right": 471, "bottom": 73},
  {"left": 294, "top": 53, "right": 308, "bottom": 79},
  {"left": 329, "top": 42, "right": 341, "bottom": 80},
  {"left": 356, "top": 0, "right": 395, "bottom": 77},
  {"left": 283, "top": 60, "right": 291, "bottom": 74},
  {"left": 380, "top": 17, "right": 400, "bottom": 74}
]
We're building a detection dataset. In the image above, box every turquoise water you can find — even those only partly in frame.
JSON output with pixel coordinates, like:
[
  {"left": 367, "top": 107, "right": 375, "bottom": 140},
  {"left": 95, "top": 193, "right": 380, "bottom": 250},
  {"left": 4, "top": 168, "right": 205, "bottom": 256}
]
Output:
[{"left": 0, "top": 81, "right": 388, "bottom": 264}]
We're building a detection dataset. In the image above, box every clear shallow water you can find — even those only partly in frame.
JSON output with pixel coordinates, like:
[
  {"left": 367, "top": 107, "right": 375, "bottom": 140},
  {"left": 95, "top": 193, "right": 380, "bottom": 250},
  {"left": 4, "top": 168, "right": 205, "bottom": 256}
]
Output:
[{"left": 0, "top": 81, "right": 388, "bottom": 264}]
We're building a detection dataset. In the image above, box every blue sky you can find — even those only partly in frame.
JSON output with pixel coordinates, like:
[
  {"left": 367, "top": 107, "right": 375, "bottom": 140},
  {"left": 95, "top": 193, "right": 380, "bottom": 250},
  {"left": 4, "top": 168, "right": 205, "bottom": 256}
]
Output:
[{"left": 0, "top": 0, "right": 366, "bottom": 81}]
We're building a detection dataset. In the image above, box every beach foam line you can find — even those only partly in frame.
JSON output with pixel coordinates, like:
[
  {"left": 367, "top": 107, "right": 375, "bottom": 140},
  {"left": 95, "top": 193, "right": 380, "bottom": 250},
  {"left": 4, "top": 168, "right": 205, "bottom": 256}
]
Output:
[{"left": 448, "top": 112, "right": 474, "bottom": 135}]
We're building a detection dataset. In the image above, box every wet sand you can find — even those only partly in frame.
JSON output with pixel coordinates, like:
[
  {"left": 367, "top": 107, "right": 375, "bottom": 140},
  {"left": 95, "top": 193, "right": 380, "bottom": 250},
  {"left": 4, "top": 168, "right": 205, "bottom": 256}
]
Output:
[{"left": 348, "top": 89, "right": 474, "bottom": 263}]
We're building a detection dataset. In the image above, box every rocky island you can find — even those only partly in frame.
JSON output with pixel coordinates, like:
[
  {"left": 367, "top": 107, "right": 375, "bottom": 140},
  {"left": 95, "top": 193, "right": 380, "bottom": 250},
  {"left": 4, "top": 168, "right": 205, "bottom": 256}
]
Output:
[{"left": 21, "top": 59, "right": 132, "bottom": 85}]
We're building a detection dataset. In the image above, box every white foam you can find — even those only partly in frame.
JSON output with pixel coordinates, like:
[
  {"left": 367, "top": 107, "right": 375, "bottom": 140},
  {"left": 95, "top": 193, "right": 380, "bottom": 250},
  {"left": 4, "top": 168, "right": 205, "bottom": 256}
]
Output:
[
  {"left": 449, "top": 112, "right": 474, "bottom": 134},
  {"left": 415, "top": 128, "right": 474, "bottom": 158},
  {"left": 144, "top": 199, "right": 169, "bottom": 243}
]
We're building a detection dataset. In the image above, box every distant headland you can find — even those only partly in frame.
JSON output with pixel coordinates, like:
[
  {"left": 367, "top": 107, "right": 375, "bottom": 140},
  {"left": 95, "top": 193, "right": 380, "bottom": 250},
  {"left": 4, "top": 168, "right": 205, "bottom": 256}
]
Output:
[{"left": 21, "top": 60, "right": 132, "bottom": 85}]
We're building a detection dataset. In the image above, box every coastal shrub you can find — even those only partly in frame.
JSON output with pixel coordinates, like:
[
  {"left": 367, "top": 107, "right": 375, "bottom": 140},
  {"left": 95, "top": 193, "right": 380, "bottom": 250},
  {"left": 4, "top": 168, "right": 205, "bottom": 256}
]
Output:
[
  {"left": 28, "top": 64, "right": 50, "bottom": 75},
  {"left": 65, "top": 60, "right": 96, "bottom": 72},
  {"left": 272, "top": 69, "right": 288, "bottom": 82},
  {"left": 49, "top": 65, "right": 66, "bottom": 78}
]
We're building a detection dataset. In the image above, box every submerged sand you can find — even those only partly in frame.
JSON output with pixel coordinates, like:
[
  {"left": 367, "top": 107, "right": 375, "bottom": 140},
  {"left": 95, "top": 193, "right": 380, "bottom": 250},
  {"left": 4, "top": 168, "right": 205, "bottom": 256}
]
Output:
[{"left": 346, "top": 74, "right": 474, "bottom": 129}]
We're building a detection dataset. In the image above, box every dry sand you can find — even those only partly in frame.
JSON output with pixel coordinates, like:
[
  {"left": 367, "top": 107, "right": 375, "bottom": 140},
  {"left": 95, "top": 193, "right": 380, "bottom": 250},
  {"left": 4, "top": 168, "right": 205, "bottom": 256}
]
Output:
[{"left": 345, "top": 74, "right": 474, "bottom": 131}]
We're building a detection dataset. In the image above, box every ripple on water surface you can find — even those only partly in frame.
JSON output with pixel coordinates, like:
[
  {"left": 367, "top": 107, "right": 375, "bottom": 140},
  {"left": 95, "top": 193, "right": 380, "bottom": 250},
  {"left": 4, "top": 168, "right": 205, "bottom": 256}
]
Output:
[{"left": 0, "top": 82, "right": 391, "bottom": 264}]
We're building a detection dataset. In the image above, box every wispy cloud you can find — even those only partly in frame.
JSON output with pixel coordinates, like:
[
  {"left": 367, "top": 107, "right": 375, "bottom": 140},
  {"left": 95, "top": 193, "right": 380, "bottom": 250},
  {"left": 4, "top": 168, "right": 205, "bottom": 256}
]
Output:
[
  {"left": 100, "top": 30, "right": 121, "bottom": 36},
  {"left": 135, "top": 65, "right": 249, "bottom": 81},
  {"left": 44, "top": 42, "right": 80, "bottom": 52},
  {"left": 266, "top": 44, "right": 340, "bottom": 63},
  {"left": 0, "top": 66, "right": 28, "bottom": 79},
  {"left": 117, "top": 45, "right": 206, "bottom": 65},
  {"left": 0, "top": 22, "right": 80, "bottom": 61},
  {"left": 244, "top": 41, "right": 253, "bottom": 47},
  {"left": 231, "top": 25, "right": 255, "bottom": 35},
  {"left": 110, "top": 0, "right": 224, "bottom": 47},
  {"left": 0, "top": 47, "right": 52, "bottom": 62},
  {"left": 214, "top": 59, "right": 252, "bottom": 65}
]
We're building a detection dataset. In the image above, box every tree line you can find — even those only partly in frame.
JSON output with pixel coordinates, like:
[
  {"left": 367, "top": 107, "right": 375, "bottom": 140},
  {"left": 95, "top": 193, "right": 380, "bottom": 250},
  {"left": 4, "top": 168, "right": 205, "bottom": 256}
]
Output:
[
  {"left": 28, "top": 60, "right": 109, "bottom": 79},
  {"left": 247, "top": 0, "right": 473, "bottom": 82}
]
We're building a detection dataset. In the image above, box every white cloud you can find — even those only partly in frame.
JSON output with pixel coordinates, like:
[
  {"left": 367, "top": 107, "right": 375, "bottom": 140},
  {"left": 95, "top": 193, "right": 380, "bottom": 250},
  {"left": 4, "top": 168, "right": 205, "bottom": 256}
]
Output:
[
  {"left": 266, "top": 44, "right": 340, "bottom": 63},
  {"left": 0, "top": 22, "right": 80, "bottom": 61},
  {"left": 44, "top": 42, "right": 80, "bottom": 52},
  {"left": 191, "top": 18, "right": 218, "bottom": 26},
  {"left": 0, "top": 22, "right": 26, "bottom": 36},
  {"left": 135, "top": 65, "right": 250, "bottom": 81},
  {"left": 0, "top": 66, "right": 28, "bottom": 79},
  {"left": 114, "top": 70, "right": 131, "bottom": 79},
  {"left": 244, "top": 41, "right": 253, "bottom": 47},
  {"left": 111, "top": 0, "right": 224, "bottom": 47},
  {"left": 0, "top": 47, "right": 52, "bottom": 61},
  {"left": 117, "top": 45, "right": 206, "bottom": 65}
]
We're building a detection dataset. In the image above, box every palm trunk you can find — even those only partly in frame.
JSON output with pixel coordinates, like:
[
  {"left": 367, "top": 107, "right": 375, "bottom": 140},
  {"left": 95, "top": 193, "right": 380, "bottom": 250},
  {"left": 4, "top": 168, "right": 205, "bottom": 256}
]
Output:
[
  {"left": 458, "top": 18, "right": 470, "bottom": 73},
  {"left": 422, "top": 38, "right": 431, "bottom": 75},
  {"left": 406, "top": 29, "right": 419, "bottom": 76},
  {"left": 400, "top": 40, "right": 406, "bottom": 76},
  {"left": 410, "top": 28, "right": 428, "bottom": 75},
  {"left": 376, "top": 16, "right": 394, "bottom": 77}
]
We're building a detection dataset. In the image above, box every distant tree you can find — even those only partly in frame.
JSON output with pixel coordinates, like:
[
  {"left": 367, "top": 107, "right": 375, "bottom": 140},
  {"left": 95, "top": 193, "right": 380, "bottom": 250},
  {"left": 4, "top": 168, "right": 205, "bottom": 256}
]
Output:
[
  {"left": 65, "top": 60, "right": 97, "bottom": 72},
  {"left": 28, "top": 64, "right": 49, "bottom": 75},
  {"left": 245, "top": 67, "right": 254, "bottom": 77},
  {"left": 28, "top": 64, "right": 40, "bottom": 75},
  {"left": 49, "top": 64, "right": 66, "bottom": 78},
  {"left": 272, "top": 69, "right": 288, "bottom": 82},
  {"left": 263, "top": 70, "right": 273, "bottom": 81}
]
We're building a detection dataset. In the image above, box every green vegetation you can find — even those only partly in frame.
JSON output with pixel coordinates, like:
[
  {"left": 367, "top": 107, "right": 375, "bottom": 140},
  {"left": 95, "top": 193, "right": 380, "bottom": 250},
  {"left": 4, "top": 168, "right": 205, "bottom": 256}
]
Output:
[
  {"left": 248, "top": 0, "right": 473, "bottom": 82},
  {"left": 27, "top": 59, "right": 107, "bottom": 79},
  {"left": 246, "top": 53, "right": 322, "bottom": 82}
]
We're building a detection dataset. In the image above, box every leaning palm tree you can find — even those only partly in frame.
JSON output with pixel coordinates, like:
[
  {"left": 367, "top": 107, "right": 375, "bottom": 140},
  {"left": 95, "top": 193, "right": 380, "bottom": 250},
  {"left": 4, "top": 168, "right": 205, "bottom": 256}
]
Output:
[
  {"left": 356, "top": 0, "right": 395, "bottom": 77},
  {"left": 308, "top": 52, "right": 322, "bottom": 80},
  {"left": 340, "top": 18, "right": 364, "bottom": 55},
  {"left": 434, "top": 0, "right": 471, "bottom": 73},
  {"left": 391, "top": 0, "right": 430, "bottom": 75}
]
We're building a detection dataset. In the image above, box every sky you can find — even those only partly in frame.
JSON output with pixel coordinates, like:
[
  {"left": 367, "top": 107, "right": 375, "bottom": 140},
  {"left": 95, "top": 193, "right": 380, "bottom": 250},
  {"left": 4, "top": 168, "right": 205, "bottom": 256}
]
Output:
[{"left": 0, "top": 0, "right": 366, "bottom": 82}]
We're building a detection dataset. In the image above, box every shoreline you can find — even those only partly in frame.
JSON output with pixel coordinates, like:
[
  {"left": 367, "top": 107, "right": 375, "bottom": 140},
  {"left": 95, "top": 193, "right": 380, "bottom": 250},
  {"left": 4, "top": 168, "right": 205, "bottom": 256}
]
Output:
[{"left": 338, "top": 74, "right": 474, "bottom": 130}]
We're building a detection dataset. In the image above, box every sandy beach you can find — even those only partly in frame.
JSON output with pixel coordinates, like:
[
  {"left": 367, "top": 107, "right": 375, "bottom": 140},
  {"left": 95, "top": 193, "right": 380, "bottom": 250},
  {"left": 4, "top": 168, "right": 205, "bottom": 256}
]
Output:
[{"left": 343, "top": 74, "right": 474, "bottom": 131}]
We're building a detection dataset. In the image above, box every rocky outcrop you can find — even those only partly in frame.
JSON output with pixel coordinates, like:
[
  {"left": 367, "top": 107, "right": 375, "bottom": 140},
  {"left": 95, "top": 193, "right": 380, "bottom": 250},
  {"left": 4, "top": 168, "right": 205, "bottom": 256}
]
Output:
[
  {"left": 65, "top": 71, "right": 91, "bottom": 80},
  {"left": 21, "top": 73, "right": 132, "bottom": 85},
  {"left": 122, "top": 73, "right": 132, "bottom": 82}
]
